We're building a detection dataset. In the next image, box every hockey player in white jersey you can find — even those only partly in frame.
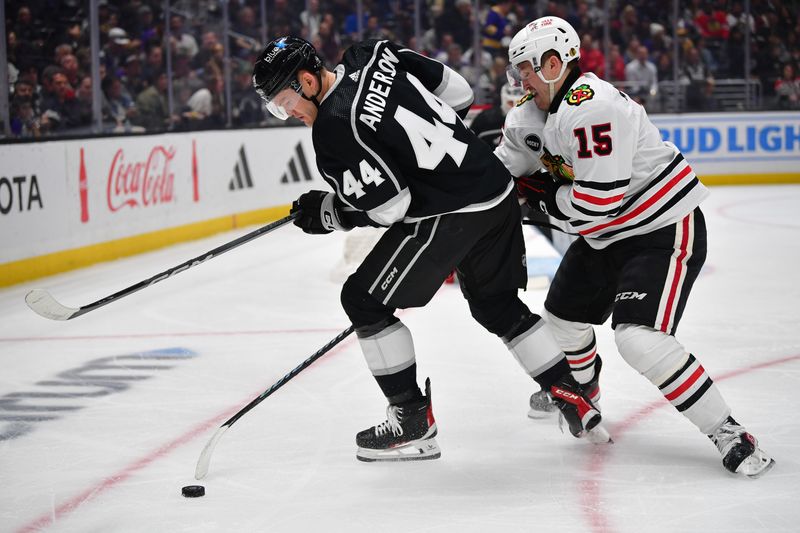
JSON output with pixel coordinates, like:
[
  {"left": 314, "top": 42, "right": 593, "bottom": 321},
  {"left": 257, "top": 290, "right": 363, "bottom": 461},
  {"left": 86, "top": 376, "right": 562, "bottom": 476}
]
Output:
[
  {"left": 506, "top": 16, "right": 774, "bottom": 478},
  {"left": 253, "top": 37, "right": 607, "bottom": 462},
  {"left": 493, "top": 86, "right": 582, "bottom": 418}
]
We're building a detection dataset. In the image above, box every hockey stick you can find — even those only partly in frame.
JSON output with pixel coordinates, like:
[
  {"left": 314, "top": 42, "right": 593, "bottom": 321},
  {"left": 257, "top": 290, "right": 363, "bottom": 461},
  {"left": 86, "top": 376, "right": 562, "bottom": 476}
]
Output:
[
  {"left": 25, "top": 212, "right": 300, "bottom": 321},
  {"left": 522, "top": 218, "right": 581, "bottom": 236},
  {"left": 194, "top": 325, "right": 355, "bottom": 479}
]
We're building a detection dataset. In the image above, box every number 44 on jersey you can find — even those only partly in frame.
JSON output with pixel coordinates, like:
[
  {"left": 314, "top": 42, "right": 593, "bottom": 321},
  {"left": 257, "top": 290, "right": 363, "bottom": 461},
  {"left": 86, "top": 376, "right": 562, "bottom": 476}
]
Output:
[{"left": 343, "top": 159, "right": 385, "bottom": 198}]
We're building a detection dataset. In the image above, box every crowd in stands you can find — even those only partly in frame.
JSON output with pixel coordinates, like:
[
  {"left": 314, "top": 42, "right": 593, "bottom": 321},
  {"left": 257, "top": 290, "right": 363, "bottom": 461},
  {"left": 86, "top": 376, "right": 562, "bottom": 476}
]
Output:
[{"left": 3, "top": 0, "right": 799, "bottom": 139}]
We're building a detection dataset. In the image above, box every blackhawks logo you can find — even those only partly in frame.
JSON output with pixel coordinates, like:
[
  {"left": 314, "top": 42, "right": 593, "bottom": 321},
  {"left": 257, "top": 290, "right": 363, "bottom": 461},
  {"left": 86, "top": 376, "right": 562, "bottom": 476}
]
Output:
[
  {"left": 540, "top": 146, "right": 574, "bottom": 181},
  {"left": 516, "top": 93, "right": 533, "bottom": 107},
  {"left": 565, "top": 84, "right": 594, "bottom": 106}
]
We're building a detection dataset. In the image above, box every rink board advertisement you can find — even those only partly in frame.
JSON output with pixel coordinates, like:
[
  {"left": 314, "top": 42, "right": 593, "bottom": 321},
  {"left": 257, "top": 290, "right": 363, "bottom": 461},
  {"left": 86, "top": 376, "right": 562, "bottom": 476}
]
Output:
[
  {"left": 651, "top": 112, "right": 800, "bottom": 182},
  {"left": 1, "top": 111, "right": 798, "bottom": 286},
  {"left": 1, "top": 127, "right": 324, "bottom": 285}
]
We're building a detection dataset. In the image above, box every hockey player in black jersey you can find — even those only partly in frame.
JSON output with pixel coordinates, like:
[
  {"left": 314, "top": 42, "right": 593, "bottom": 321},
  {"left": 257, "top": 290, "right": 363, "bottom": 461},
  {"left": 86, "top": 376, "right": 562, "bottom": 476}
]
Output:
[
  {"left": 506, "top": 16, "right": 773, "bottom": 478},
  {"left": 253, "top": 36, "right": 609, "bottom": 462}
]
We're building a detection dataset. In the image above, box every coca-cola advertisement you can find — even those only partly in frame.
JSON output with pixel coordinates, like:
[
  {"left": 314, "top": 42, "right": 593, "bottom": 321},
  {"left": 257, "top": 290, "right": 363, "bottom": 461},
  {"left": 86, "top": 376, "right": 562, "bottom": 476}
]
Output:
[{"left": 105, "top": 145, "right": 177, "bottom": 212}]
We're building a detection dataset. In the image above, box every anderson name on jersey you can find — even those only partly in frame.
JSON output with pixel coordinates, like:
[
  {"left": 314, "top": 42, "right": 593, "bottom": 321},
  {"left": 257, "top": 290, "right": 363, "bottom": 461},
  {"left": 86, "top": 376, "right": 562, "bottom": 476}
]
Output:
[
  {"left": 312, "top": 40, "right": 514, "bottom": 226},
  {"left": 542, "top": 69, "right": 709, "bottom": 249}
]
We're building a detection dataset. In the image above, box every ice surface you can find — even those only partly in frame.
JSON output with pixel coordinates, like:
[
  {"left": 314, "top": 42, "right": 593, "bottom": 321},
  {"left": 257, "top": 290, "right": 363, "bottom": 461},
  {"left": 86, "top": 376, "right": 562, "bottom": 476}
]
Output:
[{"left": 1, "top": 185, "right": 799, "bottom": 532}]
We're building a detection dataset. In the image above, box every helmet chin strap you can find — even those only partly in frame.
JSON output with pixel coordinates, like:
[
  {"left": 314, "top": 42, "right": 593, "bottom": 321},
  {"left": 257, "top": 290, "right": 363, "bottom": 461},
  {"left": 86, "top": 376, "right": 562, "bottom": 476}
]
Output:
[
  {"left": 536, "top": 60, "right": 570, "bottom": 103},
  {"left": 300, "top": 71, "right": 323, "bottom": 108}
]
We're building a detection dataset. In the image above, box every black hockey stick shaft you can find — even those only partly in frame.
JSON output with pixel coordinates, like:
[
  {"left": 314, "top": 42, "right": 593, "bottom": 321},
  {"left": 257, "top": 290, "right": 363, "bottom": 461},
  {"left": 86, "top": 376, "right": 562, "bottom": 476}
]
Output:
[
  {"left": 522, "top": 218, "right": 581, "bottom": 236},
  {"left": 26, "top": 212, "right": 299, "bottom": 320},
  {"left": 227, "top": 325, "right": 354, "bottom": 428},
  {"left": 194, "top": 325, "right": 356, "bottom": 479}
]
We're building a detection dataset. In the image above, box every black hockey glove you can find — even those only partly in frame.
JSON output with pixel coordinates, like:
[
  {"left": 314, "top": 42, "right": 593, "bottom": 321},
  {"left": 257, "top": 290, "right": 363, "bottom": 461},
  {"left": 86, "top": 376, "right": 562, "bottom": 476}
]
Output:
[
  {"left": 290, "top": 190, "right": 352, "bottom": 235},
  {"left": 515, "top": 172, "right": 570, "bottom": 221}
]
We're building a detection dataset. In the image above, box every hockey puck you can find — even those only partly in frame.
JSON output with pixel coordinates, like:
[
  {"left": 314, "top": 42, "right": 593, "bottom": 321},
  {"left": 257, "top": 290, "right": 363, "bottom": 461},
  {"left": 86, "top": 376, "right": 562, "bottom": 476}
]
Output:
[{"left": 181, "top": 485, "right": 205, "bottom": 498}]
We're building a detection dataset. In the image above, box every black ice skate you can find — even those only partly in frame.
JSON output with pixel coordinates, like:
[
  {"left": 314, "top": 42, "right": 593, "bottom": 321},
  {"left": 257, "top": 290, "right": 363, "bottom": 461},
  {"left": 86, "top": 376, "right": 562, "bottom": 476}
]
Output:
[
  {"left": 550, "top": 376, "right": 610, "bottom": 442},
  {"left": 356, "top": 378, "right": 441, "bottom": 462},
  {"left": 709, "top": 416, "right": 775, "bottom": 479},
  {"left": 529, "top": 356, "right": 602, "bottom": 419}
]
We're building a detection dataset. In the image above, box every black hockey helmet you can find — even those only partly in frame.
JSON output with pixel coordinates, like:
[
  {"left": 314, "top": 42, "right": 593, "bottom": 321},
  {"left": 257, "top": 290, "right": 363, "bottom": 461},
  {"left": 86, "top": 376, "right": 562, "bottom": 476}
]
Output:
[{"left": 252, "top": 36, "right": 322, "bottom": 105}]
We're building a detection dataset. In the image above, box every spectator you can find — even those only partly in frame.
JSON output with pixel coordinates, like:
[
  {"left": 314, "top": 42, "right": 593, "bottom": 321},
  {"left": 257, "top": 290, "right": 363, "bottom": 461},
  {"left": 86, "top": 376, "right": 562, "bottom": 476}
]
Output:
[
  {"left": 433, "top": 33, "right": 455, "bottom": 63},
  {"left": 649, "top": 23, "right": 672, "bottom": 58},
  {"left": 681, "top": 46, "right": 715, "bottom": 111},
  {"left": 142, "top": 44, "right": 164, "bottom": 85},
  {"left": 775, "top": 63, "right": 800, "bottom": 109},
  {"left": 122, "top": 54, "right": 148, "bottom": 96},
  {"left": 102, "top": 75, "right": 138, "bottom": 131},
  {"left": 10, "top": 79, "right": 40, "bottom": 137},
  {"left": 607, "top": 44, "right": 627, "bottom": 83},
  {"left": 104, "top": 27, "right": 131, "bottom": 76},
  {"left": 316, "top": 18, "right": 341, "bottom": 69},
  {"left": 134, "top": 71, "right": 172, "bottom": 131},
  {"left": 53, "top": 44, "right": 74, "bottom": 66},
  {"left": 271, "top": 0, "right": 301, "bottom": 37},
  {"left": 40, "top": 70, "right": 84, "bottom": 131},
  {"left": 365, "top": 15, "right": 391, "bottom": 41},
  {"left": 170, "top": 14, "right": 198, "bottom": 60},
  {"left": 623, "top": 35, "right": 641, "bottom": 64},
  {"left": 616, "top": 4, "right": 639, "bottom": 47},
  {"left": 444, "top": 43, "right": 470, "bottom": 79},
  {"left": 624, "top": 45, "right": 658, "bottom": 106},
  {"left": 301, "top": 0, "right": 323, "bottom": 41},
  {"left": 171, "top": 50, "right": 203, "bottom": 108},
  {"left": 10, "top": 96, "right": 42, "bottom": 138},
  {"left": 435, "top": 0, "right": 474, "bottom": 53},
  {"left": 59, "top": 53, "right": 81, "bottom": 87},
  {"left": 182, "top": 71, "right": 225, "bottom": 130},
  {"left": 694, "top": 2, "right": 730, "bottom": 42},
  {"left": 656, "top": 50, "right": 675, "bottom": 81},
  {"left": 579, "top": 33, "right": 606, "bottom": 78},
  {"left": 721, "top": 25, "right": 746, "bottom": 78},
  {"left": 695, "top": 37, "right": 719, "bottom": 76},
  {"left": 231, "top": 59, "right": 265, "bottom": 127},
  {"left": 482, "top": 0, "right": 514, "bottom": 57},
  {"left": 134, "top": 5, "right": 160, "bottom": 52},
  {"left": 193, "top": 31, "right": 221, "bottom": 70},
  {"left": 74, "top": 75, "right": 94, "bottom": 126},
  {"left": 232, "top": 6, "right": 261, "bottom": 59},
  {"left": 478, "top": 56, "right": 510, "bottom": 105}
]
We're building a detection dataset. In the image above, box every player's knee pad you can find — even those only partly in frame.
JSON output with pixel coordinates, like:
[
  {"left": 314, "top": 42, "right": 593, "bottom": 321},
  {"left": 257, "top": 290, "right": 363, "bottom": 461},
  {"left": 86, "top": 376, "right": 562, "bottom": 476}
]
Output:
[
  {"left": 357, "top": 319, "right": 416, "bottom": 377},
  {"left": 615, "top": 323, "right": 688, "bottom": 383},
  {"left": 542, "top": 309, "right": 594, "bottom": 352},
  {"left": 340, "top": 276, "right": 394, "bottom": 328}
]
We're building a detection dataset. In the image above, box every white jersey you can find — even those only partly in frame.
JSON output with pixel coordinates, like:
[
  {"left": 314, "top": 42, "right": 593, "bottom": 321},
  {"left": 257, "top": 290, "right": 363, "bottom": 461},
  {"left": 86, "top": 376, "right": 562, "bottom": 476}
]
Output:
[
  {"left": 543, "top": 71, "right": 709, "bottom": 249},
  {"left": 494, "top": 93, "right": 547, "bottom": 178}
]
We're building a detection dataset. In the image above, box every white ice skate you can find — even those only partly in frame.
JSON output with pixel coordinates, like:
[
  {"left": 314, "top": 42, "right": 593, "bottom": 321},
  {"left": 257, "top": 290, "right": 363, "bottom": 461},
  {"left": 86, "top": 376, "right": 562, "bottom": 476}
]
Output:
[{"left": 709, "top": 417, "right": 775, "bottom": 479}]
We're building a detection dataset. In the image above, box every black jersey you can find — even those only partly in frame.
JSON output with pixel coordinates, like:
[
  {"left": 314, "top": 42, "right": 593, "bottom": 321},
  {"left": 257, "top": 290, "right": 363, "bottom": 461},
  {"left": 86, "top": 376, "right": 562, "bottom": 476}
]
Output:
[
  {"left": 312, "top": 40, "right": 513, "bottom": 226},
  {"left": 470, "top": 106, "right": 505, "bottom": 148}
]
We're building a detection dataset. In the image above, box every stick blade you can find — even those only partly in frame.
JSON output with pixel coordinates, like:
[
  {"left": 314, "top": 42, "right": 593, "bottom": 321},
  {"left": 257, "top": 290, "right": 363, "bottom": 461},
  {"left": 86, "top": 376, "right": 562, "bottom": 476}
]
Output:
[
  {"left": 25, "top": 289, "right": 79, "bottom": 321},
  {"left": 195, "top": 425, "right": 229, "bottom": 480}
]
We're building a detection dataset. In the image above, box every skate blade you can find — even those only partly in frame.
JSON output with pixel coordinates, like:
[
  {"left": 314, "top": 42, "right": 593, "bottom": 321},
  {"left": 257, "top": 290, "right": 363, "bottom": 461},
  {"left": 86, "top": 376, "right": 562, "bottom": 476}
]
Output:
[
  {"left": 739, "top": 453, "right": 775, "bottom": 479},
  {"left": 584, "top": 424, "right": 613, "bottom": 444},
  {"left": 356, "top": 438, "right": 441, "bottom": 462}
]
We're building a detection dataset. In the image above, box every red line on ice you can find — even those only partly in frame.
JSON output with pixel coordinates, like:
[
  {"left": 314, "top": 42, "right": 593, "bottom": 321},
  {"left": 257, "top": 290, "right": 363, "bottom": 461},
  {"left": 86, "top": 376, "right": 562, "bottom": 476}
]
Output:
[
  {"left": 16, "top": 332, "right": 357, "bottom": 533},
  {"left": 0, "top": 328, "right": 342, "bottom": 343},
  {"left": 580, "top": 352, "right": 800, "bottom": 533}
]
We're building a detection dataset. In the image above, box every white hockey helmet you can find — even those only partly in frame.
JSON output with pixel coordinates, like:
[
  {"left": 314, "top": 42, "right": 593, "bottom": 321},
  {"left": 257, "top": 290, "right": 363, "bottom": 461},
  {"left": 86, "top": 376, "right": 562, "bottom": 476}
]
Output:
[
  {"left": 500, "top": 82, "right": 526, "bottom": 115},
  {"left": 507, "top": 16, "right": 580, "bottom": 85}
]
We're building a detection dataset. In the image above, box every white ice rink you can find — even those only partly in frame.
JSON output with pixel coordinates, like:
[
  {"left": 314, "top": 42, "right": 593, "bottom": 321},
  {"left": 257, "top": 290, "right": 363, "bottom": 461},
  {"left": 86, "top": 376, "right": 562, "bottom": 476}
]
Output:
[{"left": 1, "top": 185, "right": 799, "bottom": 533}]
